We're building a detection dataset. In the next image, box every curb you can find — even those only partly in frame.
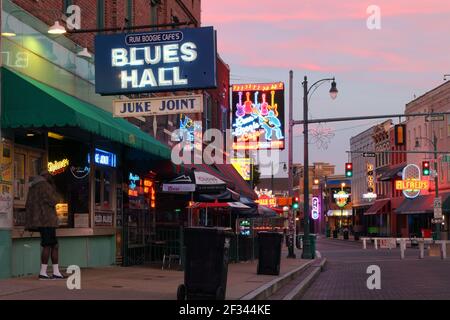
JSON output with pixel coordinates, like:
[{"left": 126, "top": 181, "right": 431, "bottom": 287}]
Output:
[
  {"left": 282, "top": 258, "right": 327, "bottom": 300},
  {"left": 239, "top": 259, "right": 315, "bottom": 300}
]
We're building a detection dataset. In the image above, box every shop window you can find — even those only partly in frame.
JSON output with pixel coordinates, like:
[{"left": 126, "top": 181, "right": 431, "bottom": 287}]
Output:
[
  {"left": 95, "top": 169, "right": 113, "bottom": 210},
  {"left": 48, "top": 136, "right": 90, "bottom": 228},
  {"left": 13, "top": 146, "right": 45, "bottom": 227}
]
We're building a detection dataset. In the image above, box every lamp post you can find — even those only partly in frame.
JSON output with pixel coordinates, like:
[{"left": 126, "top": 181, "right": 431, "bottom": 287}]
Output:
[
  {"left": 415, "top": 135, "right": 441, "bottom": 240},
  {"left": 302, "top": 76, "right": 338, "bottom": 259}
]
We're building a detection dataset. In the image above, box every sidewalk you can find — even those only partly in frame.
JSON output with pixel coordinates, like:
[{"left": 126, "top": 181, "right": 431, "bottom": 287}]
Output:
[{"left": 0, "top": 247, "right": 309, "bottom": 300}]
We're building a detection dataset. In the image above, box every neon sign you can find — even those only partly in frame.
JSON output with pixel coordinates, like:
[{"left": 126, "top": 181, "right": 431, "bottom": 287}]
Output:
[
  {"left": 231, "top": 83, "right": 285, "bottom": 150},
  {"left": 395, "top": 180, "right": 429, "bottom": 191},
  {"left": 311, "top": 197, "right": 320, "bottom": 220},
  {"left": 400, "top": 164, "right": 425, "bottom": 199},
  {"left": 48, "top": 159, "right": 69, "bottom": 175},
  {"left": 334, "top": 191, "right": 349, "bottom": 208},
  {"left": 95, "top": 27, "right": 217, "bottom": 95},
  {"left": 129, "top": 173, "right": 140, "bottom": 190},
  {"left": 89, "top": 149, "right": 117, "bottom": 168}
]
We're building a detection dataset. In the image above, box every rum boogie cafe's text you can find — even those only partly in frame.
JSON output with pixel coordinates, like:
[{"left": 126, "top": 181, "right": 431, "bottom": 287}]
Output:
[{"left": 95, "top": 27, "right": 217, "bottom": 95}]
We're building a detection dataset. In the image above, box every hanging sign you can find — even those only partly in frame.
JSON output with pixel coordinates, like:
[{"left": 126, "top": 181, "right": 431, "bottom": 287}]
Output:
[
  {"left": 95, "top": 27, "right": 217, "bottom": 95},
  {"left": 113, "top": 94, "right": 203, "bottom": 117}
]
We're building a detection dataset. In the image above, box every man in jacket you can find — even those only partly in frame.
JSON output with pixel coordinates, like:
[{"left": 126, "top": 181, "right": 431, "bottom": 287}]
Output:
[{"left": 25, "top": 170, "right": 64, "bottom": 280}]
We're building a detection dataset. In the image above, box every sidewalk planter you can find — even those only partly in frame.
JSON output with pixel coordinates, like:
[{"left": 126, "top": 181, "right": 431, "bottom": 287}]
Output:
[
  {"left": 177, "top": 227, "right": 233, "bottom": 300},
  {"left": 257, "top": 231, "right": 283, "bottom": 276}
]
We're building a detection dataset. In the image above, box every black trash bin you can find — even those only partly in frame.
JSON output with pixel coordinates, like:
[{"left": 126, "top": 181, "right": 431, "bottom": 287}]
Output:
[
  {"left": 177, "top": 227, "right": 233, "bottom": 300},
  {"left": 257, "top": 232, "right": 283, "bottom": 275},
  {"left": 343, "top": 230, "right": 349, "bottom": 240},
  {"left": 333, "top": 230, "right": 338, "bottom": 238},
  {"left": 354, "top": 232, "right": 360, "bottom": 241}
]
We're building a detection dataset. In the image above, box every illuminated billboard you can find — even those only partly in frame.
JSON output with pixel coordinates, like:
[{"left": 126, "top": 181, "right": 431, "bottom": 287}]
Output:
[
  {"left": 231, "top": 82, "right": 285, "bottom": 150},
  {"left": 231, "top": 158, "right": 252, "bottom": 181}
]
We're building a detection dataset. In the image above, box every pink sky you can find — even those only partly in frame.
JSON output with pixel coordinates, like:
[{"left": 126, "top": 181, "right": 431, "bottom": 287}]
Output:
[{"left": 202, "top": 0, "right": 450, "bottom": 175}]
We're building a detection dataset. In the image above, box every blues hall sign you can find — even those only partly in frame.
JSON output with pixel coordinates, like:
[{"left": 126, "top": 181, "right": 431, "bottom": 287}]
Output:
[{"left": 95, "top": 27, "right": 217, "bottom": 95}]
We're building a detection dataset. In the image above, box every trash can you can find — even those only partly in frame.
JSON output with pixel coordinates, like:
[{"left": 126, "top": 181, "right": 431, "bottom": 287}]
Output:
[
  {"left": 332, "top": 230, "right": 338, "bottom": 238},
  {"left": 343, "top": 230, "right": 349, "bottom": 240},
  {"left": 432, "top": 232, "right": 438, "bottom": 241},
  {"left": 302, "top": 234, "right": 316, "bottom": 259},
  {"left": 177, "top": 227, "right": 233, "bottom": 300},
  {"left": 326, "top": 229, "right": 331, "bottom": 238},
  {"left": 257, "top": 232, "right": 283, "bottom": 275},
  {"left": 354, "top": 232, "right": 360, "bottom": 241}
]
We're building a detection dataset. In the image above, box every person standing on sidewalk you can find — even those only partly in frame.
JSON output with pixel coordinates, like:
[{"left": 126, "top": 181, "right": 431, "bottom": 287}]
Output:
[{"left": 25, "top": 170, "right": 65, "bottom": 280}]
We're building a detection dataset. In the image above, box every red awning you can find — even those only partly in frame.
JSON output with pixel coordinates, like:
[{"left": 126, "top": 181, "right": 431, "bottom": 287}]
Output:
[
  {"left": 215, "top": 164, "right": 257, "bottom": 200},
  {"left": 364, "top": 199, "right": 390, "bottom": 215}
]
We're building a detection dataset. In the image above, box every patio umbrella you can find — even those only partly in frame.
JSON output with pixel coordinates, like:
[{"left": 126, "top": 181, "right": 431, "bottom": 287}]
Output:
[{"left": 187, "top": 200, "right": 250, "bottom": 227}]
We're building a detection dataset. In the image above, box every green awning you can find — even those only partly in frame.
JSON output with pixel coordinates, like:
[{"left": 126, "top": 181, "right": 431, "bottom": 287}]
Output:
[{"left": 1, "top": 67, "right": 170, "bottom": 159}]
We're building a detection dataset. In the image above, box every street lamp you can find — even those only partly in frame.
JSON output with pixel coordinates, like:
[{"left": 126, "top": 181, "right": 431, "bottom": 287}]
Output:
[
  {"left": 415, "top": 135, "right": 441, "bottom": 240},
  {"left": 302, "top": 76, "right": 338, "bottom": 259}
]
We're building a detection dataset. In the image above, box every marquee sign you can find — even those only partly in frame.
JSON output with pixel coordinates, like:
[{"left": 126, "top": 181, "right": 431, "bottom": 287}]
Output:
[
  {"left": 113, "top": 95, "right": 203, "bottom": 117},
  {"left": 95, "top": 27, "right": 217, "bottom": 95},
  {"left": 231, "top": 82, "right": 285, "bottom": 150}
]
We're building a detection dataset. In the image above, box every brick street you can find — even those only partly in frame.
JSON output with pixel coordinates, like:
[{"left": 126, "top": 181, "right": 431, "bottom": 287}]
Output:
[{"left": 301, "top": 238, "right": 450, "bottom": 300}]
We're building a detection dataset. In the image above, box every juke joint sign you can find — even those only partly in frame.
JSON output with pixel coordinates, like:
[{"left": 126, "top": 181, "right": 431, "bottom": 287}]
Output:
[{"left": 95, "top": 27, "right": 217, "bottom": 95}]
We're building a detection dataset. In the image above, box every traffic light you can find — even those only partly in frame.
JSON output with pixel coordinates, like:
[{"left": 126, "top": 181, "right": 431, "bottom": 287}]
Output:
[
  {"left": 345, "top": 163, "right": 353, "bottom": 177},
  {"left": 422, "top": 161, "right": 430, "bottom": 176},
  {"left": 394, "top": 124, "right": 406, "bottom": 146},
  {"left": 292, "top": 196, "right": 299, "bottom": 210}
]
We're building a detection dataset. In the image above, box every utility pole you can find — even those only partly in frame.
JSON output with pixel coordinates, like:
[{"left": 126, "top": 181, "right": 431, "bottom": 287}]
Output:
[
  {"left": 433, "top": 134, "right": 441, "bottom": 239},
  {"left": 287, "top": 70, "right": 295, "bottom": 258}
]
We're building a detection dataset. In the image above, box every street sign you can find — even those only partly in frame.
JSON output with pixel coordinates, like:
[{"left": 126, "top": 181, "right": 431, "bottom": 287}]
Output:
[
  {"left": 434, "top": 197, "right": 442, "bottom": 208},
  {"left": 425, "top": 115, "right": 445, "bottom": 122},
  {"left": 434, "top": 197, "right": 442, "bottom": 219},
  {"left": 363, "top": 152, "right": 376, "bottom": 157}
]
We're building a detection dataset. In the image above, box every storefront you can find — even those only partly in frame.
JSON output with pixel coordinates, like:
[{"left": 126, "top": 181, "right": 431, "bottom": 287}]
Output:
[{"left": 0, "top": 67, "right": 170, "bottom": 277}]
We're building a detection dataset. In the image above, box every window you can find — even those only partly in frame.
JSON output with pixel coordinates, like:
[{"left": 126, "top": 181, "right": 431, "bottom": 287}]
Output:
[
  {"left": 63, "top": 0, "right": 73, "bottom": 12},
  {"left": 126, "top": 0, "right": 133, "bottom": 28},
  {"left": 203, "top": 95, "right": 212, "bottom": 131},
  {"left": 95, "top": 168, "right": 114, "bottom": 210},
  {"left": 97, "top": 0, "right": 105, "bottom": 31}
]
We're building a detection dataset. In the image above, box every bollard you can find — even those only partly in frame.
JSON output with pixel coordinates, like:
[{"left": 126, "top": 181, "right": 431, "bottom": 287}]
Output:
[
  {"left": 441, "top": 242, "right": 447, "bottom": 260},
  {"left": 400, "top": 240, "right": 406, "bottom": 260},
  {"left": 419, "top": 241, "right": 424, "bottom": 259},
  {"left": 374, "top": 238, "right": 378, "bottom": 250},
  {"left": 362, "top": 238, "right": 367, "bottom": 249}
]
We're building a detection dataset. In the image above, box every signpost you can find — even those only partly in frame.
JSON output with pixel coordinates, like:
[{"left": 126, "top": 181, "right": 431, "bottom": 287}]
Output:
[
  {"left": 434, "top": 197, "right": 443, "bottom": 219},
  {"left": 363, "top": 152, "right": 376, "bottom": 157}
]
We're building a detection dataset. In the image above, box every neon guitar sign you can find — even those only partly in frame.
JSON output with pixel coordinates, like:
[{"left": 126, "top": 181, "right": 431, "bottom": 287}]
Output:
[{"left": 231, "top": 82, "right": 285, "bottom": 150}]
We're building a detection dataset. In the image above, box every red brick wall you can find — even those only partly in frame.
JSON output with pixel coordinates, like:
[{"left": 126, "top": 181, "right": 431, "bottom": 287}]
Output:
[{"left": 11, "top": 0, "right": 200, "bottom": 52}]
